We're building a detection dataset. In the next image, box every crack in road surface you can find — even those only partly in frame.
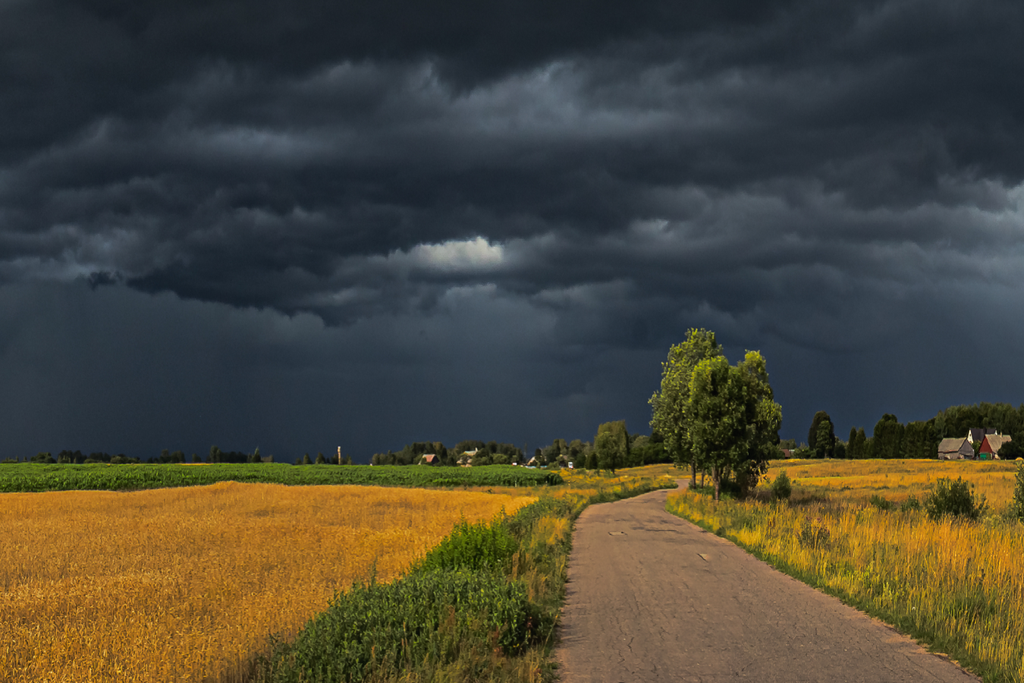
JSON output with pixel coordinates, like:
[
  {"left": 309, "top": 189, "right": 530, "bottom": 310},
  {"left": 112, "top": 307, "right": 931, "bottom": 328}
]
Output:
[{"left": 554, "top": 485, "right": 979, "bottom": 683}]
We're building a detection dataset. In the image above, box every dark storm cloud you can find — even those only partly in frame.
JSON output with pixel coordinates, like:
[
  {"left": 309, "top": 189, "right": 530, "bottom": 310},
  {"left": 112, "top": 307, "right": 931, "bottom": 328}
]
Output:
[{"left": 2, "top": 0, "right": 1024, "bottom": 450}]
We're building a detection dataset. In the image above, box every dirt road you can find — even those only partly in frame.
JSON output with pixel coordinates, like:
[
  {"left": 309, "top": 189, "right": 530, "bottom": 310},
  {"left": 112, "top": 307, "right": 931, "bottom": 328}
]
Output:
[{"left": 554, "top": 485, "right": 979, "bottom": 683}]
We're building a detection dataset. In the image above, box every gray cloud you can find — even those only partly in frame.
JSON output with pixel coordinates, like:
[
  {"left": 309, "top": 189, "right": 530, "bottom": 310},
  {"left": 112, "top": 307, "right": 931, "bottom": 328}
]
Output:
[{"left": 1, "top": 0, "right": 1023, "bottom": 455}]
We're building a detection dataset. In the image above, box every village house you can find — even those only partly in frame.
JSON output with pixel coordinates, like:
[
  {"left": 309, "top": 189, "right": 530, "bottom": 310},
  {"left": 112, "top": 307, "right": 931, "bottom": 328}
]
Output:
[
  {"left": 979, "top": 434, "right": 1012, "bottom": 460},
  {"left": 968, "top": 428, "right": 997, "bottom": 443},
  {"left": 419, "top": 454, "right": 439, "bottom": 465},
  {"left": 457, "top": 451, "right": 474, "bottom": 467},
  {"left": 937, "top": 437, "right": 974, "bottom": 460}
]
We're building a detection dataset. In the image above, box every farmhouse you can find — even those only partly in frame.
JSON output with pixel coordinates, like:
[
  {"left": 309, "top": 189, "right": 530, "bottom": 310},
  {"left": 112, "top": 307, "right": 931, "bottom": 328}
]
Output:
[
  {"left": 937, "top": 437, "right": 974, "bottom": 460},
  {"left": 968, "top": 427, "right": 997, "bottom": 443},
  {"left": 457, "top": 452, "right": 474, "bottom": 467},
  {"left": 979, "top": 434, "right": 1012, "bottom": 460},
  {"left": 419, "top": 454, "right": 439, "bottom": 465}
]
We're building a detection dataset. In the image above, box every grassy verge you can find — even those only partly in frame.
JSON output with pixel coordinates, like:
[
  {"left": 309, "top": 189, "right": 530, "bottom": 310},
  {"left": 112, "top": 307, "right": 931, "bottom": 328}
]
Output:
[
  {"left": 249, "top": 470, "right": 677, "bottom": 683},
  {"left": 0, "top": 463, "right": 562, "bottom": 493},
  {"left": 665, "top": 486, "right": 1024, "bottom": 683}
]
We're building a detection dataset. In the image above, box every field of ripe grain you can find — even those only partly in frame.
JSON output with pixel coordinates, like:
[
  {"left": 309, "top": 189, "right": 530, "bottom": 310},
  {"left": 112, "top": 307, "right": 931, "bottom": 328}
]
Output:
[
  {"left": 0, "top": 482, "right": 535, "bottom": 683},
  {"left": 769, "top": 458, "right": 1020, "bottom": 508}
]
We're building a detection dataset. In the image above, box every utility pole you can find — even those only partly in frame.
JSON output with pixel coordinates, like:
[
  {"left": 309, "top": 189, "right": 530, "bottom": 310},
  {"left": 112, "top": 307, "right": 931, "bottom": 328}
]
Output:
[{"left": 337, "top": 446, "right": 342, "bottom": 465}]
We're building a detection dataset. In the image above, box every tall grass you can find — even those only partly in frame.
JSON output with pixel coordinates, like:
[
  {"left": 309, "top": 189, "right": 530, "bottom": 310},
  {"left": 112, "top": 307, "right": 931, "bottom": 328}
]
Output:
[
  {"left": 0, "top": 482, "right": 535, "bottom": 683},
  {"left": 769, "top": 458, "right": 1019, "bottom": 508},
  {"left": 667, "top": 464, "right": 1024, "bottom": 683},
  {"left": 253, "top": 470, "right": 678, "bottom": 683}
]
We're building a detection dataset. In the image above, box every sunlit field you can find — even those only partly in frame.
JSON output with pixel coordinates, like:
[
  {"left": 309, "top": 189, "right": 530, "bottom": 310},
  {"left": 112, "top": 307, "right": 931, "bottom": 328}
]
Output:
[
  {"left": 0, "top": 482, "right": 535, "bottom": 683},
  {"left": 769, "top": 458, "right": 1020, "bottom": 508},
  {"left": 667, "top": 459, "right": 1024, "bottom": 682}
]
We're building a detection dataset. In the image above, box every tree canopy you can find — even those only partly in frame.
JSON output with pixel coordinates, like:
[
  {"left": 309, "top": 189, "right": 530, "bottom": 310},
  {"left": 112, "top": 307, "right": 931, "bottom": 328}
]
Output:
[
  {"left": 687, "top": 350, "right": 782, "bottom": 500},
  {"left": 594, "top": 421, "right": 629, "bottom": 474},
  {"left": 807, "top": 411, "right": 835, "bottom": 459},
  {"left": 649, "top": 328, "right": 723, "bottom": 485}
]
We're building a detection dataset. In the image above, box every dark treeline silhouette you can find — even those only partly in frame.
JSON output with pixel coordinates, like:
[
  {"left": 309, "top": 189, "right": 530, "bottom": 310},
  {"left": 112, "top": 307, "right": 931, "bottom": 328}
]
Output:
[
  {"left": 793, "top": 402, "right": 1024, "bottom": 460},
  {"left": 369, "top": 430, "right": 672, "bottom": 469},
  {"left": 370, "top": 440, "right": 524, "bottom": 466},
  {"left": 6, "top": 445, "right": 274, "bottom": 465}
]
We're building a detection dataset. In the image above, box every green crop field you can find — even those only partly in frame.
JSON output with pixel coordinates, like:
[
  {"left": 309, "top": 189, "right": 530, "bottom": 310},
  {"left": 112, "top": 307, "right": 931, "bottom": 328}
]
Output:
[{"left": 0, "top": 463, "right": 563, "bottom": 493}]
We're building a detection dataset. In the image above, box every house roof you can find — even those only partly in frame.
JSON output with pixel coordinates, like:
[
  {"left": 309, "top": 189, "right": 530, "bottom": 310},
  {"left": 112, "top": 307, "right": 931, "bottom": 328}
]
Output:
[
  {"left": 980, "top": 434, "right": 1012, "bottom": 453},
  {"left": 938, "top": 437, "right": 970, "bottom": 453},
  {"left": 421, "top": 454, "right": 438, "bottom": 464},
  {"left": 968, "top": 427, "right": 996, "bottom": 443}
]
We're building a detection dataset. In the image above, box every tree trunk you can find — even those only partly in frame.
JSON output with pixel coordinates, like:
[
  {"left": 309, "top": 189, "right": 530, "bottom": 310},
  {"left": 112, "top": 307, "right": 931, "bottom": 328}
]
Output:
[{"left": 690, "top": 461, "right": 697, "bottom": 488}]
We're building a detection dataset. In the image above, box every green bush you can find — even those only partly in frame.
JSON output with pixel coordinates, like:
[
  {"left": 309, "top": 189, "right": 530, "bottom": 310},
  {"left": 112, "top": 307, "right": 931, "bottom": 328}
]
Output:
[
  {"left": 257, "top": 571, "right": 542, "bottom": 683},
  {"left": 924, "top": 477, "right": 987, "bottom": 521},
  {"left": 899, "top": 495, "right": 921, "bottom": 513},
  {"left": 868, "top": 494, "right": 894, "bottom": 511},
  {"left": 1009, "top": 463, "right": 1024, "bottom": 522},
  {"left": 416, "top": 517, "right": 518, "bottom": 573},
  {"left": 770, "top": 471, "right": 792, "bottom": 501}
]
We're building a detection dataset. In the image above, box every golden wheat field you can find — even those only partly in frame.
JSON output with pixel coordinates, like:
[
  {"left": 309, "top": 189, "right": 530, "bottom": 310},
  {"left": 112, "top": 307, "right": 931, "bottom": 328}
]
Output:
[
  {"left": 0, "top": 482, "right": 535, "bottom": 683},
  {"left": 768, "top": 458, "right": 1020, "bottom": 507}
]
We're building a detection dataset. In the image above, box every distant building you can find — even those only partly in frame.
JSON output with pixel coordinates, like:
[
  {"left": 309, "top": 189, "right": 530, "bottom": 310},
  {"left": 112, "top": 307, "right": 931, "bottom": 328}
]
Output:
[
  {"left": 457, "top": 453, "right": 473, "bottom": 467},
  {"left": 968, "top": 428, "right": 997, "bottom": 443},
  {"left": 979, "top": 434, "right": 1012, "bottom": 460},
  {"left": 938, "top": 437, "right": 974, "bottom": 460},
  {"left": 420, "top": 454, "right": 439, "bottom": 466}
]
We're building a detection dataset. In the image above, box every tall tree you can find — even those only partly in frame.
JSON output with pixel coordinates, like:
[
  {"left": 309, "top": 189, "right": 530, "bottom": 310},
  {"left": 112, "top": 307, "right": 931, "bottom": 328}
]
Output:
[
  {"left": 595, "top": 421, "right": 629, "bottom": 474},
  {"left": 904, "top": 420, "right": 938, "bottom": 459},
  {"left": 649, "top": 328, "right": 724, "bottom": 486},
  {"left": 688, "top": 351, "right": 782, "bottom": 500},
  {"left": 847, "top": 427, "right": 859, "bottom": 459},
  {"left": 808, "top": 411, "right": 835, "bottom": 458},
  {"left": 814, "top": 420, "right": 835, "bottom": 458},
  {"left": 872, "top": 414, "right": 904, "bottom": 459}
]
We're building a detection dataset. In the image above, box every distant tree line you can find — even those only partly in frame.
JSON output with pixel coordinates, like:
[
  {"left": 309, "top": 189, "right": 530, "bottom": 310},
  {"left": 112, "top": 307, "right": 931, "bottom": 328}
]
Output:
[
  {"left": 365, "top": 432, "right": 672, "bottom": 470},
  {"left": 369, "top": 440, "right": 524, "bottom": 466},
  {"left": 17, "top": 450, "right": 142, "bottom": 465},
  {"left": 789, "top": 402, "right": 1024, "bottom": 460},
  {"left": 5, "top": 445, "right": 277, "bottom": 465}
]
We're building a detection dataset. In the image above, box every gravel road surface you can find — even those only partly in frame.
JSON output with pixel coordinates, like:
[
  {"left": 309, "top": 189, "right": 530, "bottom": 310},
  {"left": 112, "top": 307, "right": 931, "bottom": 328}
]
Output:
[{"left": 554, "top": 485, "right": 979, "bottom": 683}]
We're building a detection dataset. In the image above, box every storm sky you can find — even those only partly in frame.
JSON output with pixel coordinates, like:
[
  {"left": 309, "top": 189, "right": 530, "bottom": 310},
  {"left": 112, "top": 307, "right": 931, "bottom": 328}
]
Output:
[{"left": 2, "top": 0, "right": 1023, "bottom": 461}]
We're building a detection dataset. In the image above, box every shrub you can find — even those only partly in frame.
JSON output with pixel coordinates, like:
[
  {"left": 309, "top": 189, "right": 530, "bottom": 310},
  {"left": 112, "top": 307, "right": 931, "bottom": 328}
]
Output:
[
  {"left": 924, "top": 477, "right": 987, "bottom": 521},
  {"left": 257, "top": 570, "right": 541, "bottom": 682},
  {"left": 868, "top": 494, "right": 894, "bottom": 511},
  {"left": 416, "top": 517, "right": 517, "bottom": 573},
  {"left": 770, "top": 471, "right": 792, "bottom": 501},
  {"left": 899, "top": 495, "right": 921, "bottom": 513},
  {"left": 792, "top": 446, "right": 814, "bottom": 459},
  {"left": 1009, "top": 462, "right": 1024, "bottom": 522}
]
